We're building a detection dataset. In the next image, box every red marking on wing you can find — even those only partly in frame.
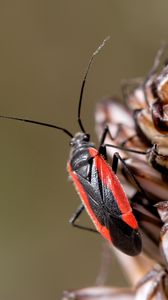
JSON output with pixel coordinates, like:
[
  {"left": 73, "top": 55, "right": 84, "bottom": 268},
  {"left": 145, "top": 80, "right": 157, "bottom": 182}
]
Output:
[
  {"left": 89, "top": 148, "right": 138, "bottom": 230},
  {"left": 67, "top": 162, "right": 112, "bottom": 242},
  {"left": 122, "top": 212, "right": 138, "bottom": 229}
]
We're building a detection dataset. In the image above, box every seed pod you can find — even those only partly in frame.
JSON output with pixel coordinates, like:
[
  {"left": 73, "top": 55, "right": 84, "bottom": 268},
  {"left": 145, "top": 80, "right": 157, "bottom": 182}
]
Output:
[
  {"left": 95, "top": 98, "right": 167, "bottom": 265},
  {"left": 93, "top": 97, "right": 168, "bottom": 300},
  {"left": 123, "top": 73, "right": 168, "bottom": 178},
  {"left": 124, "top": 43, "right": 168, "bottom": 134}
]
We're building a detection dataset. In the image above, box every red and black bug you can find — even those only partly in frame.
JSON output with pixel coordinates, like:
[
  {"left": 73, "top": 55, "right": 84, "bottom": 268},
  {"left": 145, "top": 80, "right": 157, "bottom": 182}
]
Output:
[{"left": 0, "top": 38, "right": 143, "bottom": 256}]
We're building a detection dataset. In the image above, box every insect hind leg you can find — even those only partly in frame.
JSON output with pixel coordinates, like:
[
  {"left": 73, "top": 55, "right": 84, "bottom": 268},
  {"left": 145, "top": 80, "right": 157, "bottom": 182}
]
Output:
[
  {"left": 111, "top": 152, "right": 149, "bottom": 199},
  {"left": 69, "top": 203, "right": 98, "bottom": 233}
]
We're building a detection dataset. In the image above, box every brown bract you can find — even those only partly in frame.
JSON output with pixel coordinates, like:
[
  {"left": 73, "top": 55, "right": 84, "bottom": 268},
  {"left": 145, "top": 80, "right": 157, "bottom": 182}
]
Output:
[{"left": 93, "top": 96, "right": 168, "bottom": 300}]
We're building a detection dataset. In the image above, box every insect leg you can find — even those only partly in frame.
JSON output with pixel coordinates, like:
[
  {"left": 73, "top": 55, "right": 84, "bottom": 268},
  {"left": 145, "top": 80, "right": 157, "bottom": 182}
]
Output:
[
  {"left": 98, "top": 146, "right": 107, "bottom": 160},
  {"left": 98, "top": 125, "right": 114, "bottom": 159},
  {"left": 104, "top": 143, "right": 146, "bottom": 155},
  {"left": 111, "top": 152, "right": 149, "bottom": 199},
  {"left": 69, "top": 203, "right": 98, "bottom": 233},
  {"left": 99, "top": 126, "right": 109, "bottom": 146},
  {"left": 98, "top": 126, "right": 109, "bottom": 159},
  {"left": 98, "top": 126, "right": 143, "bottom": 161},
  {"left": 112, "top": 152, "right": 158, "bottom": 219},
  {"left": 111, "top": 152, "right": 118, "bottom": 174}
]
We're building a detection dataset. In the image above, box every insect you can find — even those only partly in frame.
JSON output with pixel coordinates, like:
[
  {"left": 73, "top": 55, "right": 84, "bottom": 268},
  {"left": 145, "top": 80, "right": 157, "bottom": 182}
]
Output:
[{"left": 0, "top": 38, "right": 142, "bottom": 256}]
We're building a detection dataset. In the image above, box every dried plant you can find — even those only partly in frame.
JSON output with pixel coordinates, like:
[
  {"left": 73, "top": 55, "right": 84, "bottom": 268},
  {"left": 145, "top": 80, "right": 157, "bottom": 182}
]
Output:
[{"left": 63, "top": 46, "right": 168, "bottom": 300}]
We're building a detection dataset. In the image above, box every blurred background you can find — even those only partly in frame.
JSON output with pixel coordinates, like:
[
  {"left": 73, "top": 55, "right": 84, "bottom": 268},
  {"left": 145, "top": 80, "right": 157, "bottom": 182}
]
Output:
[{"left": 0, "top": 1, "right": 168, "bottom": 299}]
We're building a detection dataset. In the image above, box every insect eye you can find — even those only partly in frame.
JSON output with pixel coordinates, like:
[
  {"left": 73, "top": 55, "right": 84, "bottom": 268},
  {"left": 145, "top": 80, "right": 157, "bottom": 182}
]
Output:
[{"left": 84, "top": 134, "right": 90, "bottom": 141}]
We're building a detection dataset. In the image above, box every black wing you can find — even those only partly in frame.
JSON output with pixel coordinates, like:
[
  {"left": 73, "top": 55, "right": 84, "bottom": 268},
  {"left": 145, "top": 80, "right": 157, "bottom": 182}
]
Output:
[{"left": 76, "top": 158, "right": 121, "bottom": 227}]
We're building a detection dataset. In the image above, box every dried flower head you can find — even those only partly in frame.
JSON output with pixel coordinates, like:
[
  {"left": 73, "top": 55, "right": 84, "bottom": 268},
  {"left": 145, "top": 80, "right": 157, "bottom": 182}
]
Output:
[{"left": 63, "top": 45, "right": 168, "bottom": 300}]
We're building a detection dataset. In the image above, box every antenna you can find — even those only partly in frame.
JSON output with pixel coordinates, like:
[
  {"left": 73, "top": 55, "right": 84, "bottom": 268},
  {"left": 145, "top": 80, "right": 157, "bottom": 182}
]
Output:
[
  {"left": 0, "top": 115, "right": 73, "bottom": 138},
  {"left": 0, "top": 37, "right": 110, "bottom": 138},
  {"left": 78, "top": 36, "right": 110, "bottom": 133}
]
